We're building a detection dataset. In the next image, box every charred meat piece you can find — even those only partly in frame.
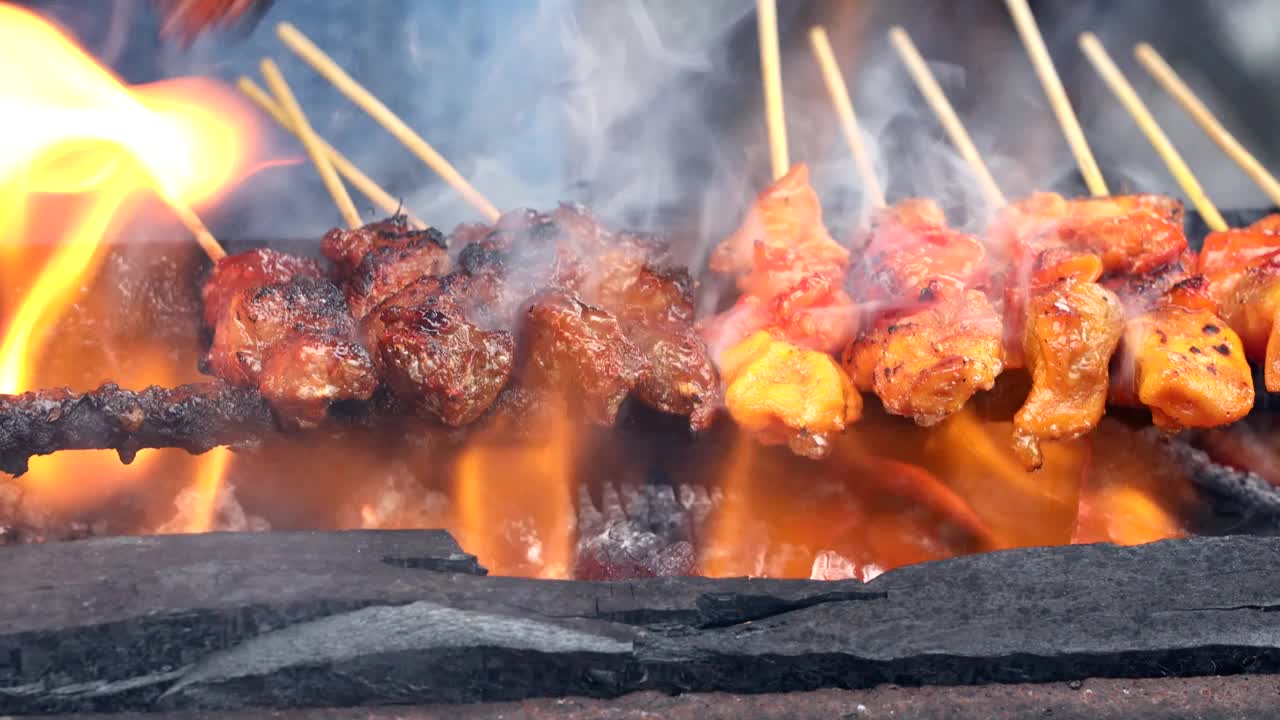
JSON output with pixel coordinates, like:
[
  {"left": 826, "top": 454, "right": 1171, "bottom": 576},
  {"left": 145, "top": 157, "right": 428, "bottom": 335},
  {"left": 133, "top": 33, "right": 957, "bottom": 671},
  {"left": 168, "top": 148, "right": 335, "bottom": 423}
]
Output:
[
  {"left": 323, "top": 217, "right": 450, "bottom": 320},
  {"left": 859, "top": 198, "right": 989, "bottom": 300},
  {"left": 721, "top": 330, "right": 861, "bottom": 459},
  {"left": 523, "top": 291, "right": 650, "bottom": 426},
  {"left": 201, "top": 248, "right": 324, "bottom": 328},
  {"left": 592, "top": 264, "right": 719, "bottom": 431},
  {"left": 1111, "top": 303, "right": 1254, "bottom": 430},
  {"left": 204, "top": 275, "right": 354, "bottom": 386},
  {"left": 364, "top": 275, "right": 515, "bottom": 427},
  {"left": 456, "top": 205, "right": 720, "bottom": 429},
  {"left": 1013, "top": 276, "right": 1124, "bottom": 469},
  {"left": 258, "top": 336, "right": 378, "bottom": 429},
  {"left": 844, "top": 286, "right": 1004, "bottom": 427},
  {"left": 203, "top": 273, "right": 377, "bottom": 424}
]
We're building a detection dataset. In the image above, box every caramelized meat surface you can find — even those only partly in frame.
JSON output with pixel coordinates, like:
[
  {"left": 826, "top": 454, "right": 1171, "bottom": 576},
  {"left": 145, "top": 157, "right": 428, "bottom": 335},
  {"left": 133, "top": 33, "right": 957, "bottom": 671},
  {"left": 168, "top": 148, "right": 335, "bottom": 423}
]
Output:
[
  {"left": 371, "top": 279, "right": 515, "bottom": 427},
  {"left": 1112, "top": 305, "right": 1254, "bottom": 430},
  {"left": 202, "top": 273, "right": 377, "bottom": 424},
  {"left": 707, "top": 163, "right": 855, "bottom": 354},
  {"left": 1013, "top": 278, "right": 1124, "bottom": 469},
  {"left": 592, "top": 264, "right": 719, "bottom": 430},
  {"left": 323, "top": 216, "right": 450, "bottom": 320},
  {"left": 258, "top": 336, "right": 378, "bottom": 428},
  {"left": 204, "top": 276, "right": 354, "bottom": 386},
  {"left": 201, "top": 248, "right": 323, "bottom": 328},
  {"left": 721, "top": 331, "right": 861, "bottom": 459},
  {"left": 844, "top": 287, "right": 1004, "bottom": 426},
  {"left": 1200, "top": 218, "right": 1280, "bottom": 391},
  {"left": 523, "top": 291, "right": 650, "bottom": 425}
]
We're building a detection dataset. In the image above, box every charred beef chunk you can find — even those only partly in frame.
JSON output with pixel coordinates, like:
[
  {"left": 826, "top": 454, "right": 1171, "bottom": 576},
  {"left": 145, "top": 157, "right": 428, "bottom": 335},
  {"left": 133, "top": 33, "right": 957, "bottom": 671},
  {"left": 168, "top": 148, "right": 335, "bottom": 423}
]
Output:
[
  {"left": 258, "top": 336, "right": 379, "bottom": 429},
  {"left": 524, "top": 290, "right": 649, "bottom": 425},
  {"left": 203, "top": 274, "right": 376, "bottom": 424},
  {"left": 201, "top": 248, "right": 324, "bottom": 328},
  {"left": 323, "top": 217, "right": 450, "bottom": 320},
  {"left": 592, "top": 264, "right": 720, "bottom": 430},
  {"left": 369, "top": 276, "right": 515, "bottom": 427}
]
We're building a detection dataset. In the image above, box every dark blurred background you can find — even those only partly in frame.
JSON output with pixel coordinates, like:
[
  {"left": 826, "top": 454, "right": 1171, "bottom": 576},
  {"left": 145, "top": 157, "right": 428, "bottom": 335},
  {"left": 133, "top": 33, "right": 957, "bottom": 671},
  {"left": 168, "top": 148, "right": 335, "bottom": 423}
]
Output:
[{"left": 14, "top": 0, "right": 1280, "bottom": 254}]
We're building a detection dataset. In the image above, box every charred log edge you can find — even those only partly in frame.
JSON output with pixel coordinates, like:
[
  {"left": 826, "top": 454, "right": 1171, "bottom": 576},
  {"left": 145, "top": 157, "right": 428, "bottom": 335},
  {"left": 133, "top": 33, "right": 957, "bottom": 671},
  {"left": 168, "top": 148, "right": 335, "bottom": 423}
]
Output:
[
  {"left": 3, "top": 533, "right": 1280, "bottom": 713},
  {"left": 0, "top": 381, "right": 555, "bottom": 478},
  {"left": 0, "top": 382, "right": 276, "bottom": 477}
]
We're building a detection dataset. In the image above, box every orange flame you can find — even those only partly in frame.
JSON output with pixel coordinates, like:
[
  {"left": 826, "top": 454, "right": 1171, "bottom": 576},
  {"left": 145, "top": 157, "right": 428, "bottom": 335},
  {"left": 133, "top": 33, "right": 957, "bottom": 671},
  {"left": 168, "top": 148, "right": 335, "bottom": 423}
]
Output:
[
  {"left": 452, "top": 413, "right": 577, "bottom": 578},
  {"left": 0, "top": 5, "right": 256, "bottom": 521}
]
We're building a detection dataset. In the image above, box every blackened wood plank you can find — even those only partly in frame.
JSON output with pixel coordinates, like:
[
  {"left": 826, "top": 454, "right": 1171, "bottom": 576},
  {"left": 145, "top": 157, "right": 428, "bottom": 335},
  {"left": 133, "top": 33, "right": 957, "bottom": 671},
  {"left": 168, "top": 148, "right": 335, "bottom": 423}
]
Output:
[{"left": 2, "top": 532, "right": 1280, "bottom": 714}]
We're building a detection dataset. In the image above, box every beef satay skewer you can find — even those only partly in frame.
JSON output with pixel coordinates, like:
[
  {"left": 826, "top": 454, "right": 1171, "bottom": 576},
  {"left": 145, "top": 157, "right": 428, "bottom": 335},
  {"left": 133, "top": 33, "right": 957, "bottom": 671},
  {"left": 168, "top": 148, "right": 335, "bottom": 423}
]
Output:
[
  {"left": 259, "top": 59, "right": 362, "bottom": 230},
  {"left": 808, "top": 25, "right": 885, "bottom": 209},
  {"left": 757, "top": 0, "right": 789, "bottom": 180},
  {"left": 275, "top": 23, "right": 501, "bottom": 223},
  {"left": 1135, "top": 43, "right": 1280, "bottom": 208},
  {"left": 889, "top": 27, "right": 1005, "bottom": 207},
  {"left": 1078, "top": 33, "right": 1227, "bottom": 232},
  {"left": 1005, "top": 0, "right": 1107, "bottom": 197},
  {"left": 237, "top": 77, "right": 428, "bottom": 230}
]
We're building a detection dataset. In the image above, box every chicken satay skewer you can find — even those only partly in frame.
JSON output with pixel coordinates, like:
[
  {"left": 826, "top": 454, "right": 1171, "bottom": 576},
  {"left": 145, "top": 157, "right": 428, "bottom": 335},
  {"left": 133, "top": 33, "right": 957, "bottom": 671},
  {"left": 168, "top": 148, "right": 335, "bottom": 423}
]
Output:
[
  {"left": 881, "top": 27, "right": 1127, "bottom": 468},
  {"left": 275, "top": 22, "right": 501, "bottom": 223},
  {"left": 1132, "top": 48, "right": 1280, "bottom": 391},
  {"left": 1005, "top": 0, "right": 1107, "bottom": 197},
  {"left": 237, "top": 77, "right": 428, "bottom": 230},
  {"left": 889, "top": 27, "right": 1005, "bottom": 207},
  {"left": 1078, "top": 33, "right": 1227, "bottom": 232},
  {"left": 259, "top": 59, "right": 362, "bottom": 230},
  {"left": 808, "top": 25, "right": 884, "bottom": 209},
  {"left": 1135, "top": 42, "right": 1280, "bottom": 207}
]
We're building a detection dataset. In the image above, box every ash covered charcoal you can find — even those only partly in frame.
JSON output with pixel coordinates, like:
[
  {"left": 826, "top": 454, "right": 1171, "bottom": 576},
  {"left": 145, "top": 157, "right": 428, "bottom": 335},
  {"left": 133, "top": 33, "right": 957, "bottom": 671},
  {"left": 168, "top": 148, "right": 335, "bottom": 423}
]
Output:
[{"left": 574, "top": 482, "right": 720, "bottom": 579}]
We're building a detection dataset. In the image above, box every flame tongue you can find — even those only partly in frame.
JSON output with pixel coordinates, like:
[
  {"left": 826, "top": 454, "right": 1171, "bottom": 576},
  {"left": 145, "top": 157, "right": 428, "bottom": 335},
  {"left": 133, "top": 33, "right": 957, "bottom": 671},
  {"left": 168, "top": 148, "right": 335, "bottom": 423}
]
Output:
[{"left": 0, "top": 5, "right": 255, "bottom": 525}]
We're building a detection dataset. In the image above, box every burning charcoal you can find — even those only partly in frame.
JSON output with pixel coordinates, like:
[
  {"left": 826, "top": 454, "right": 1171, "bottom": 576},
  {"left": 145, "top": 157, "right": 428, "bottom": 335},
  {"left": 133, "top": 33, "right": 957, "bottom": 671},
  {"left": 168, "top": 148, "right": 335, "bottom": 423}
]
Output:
[{"left": 574, "top": 483, "right": 699, "bottom": 580}]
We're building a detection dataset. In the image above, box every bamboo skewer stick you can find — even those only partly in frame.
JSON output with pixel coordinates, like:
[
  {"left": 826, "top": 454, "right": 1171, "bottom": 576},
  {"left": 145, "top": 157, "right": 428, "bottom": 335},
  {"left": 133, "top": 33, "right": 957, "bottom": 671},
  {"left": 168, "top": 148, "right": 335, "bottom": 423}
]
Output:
[
  {"left": 889, "top": 27, "right": 1006, "bottom": 207},
  {"left": 275, "top": 22, "right": 501, "bottom": 223},
  {"left": 757, "top": 0, "right": 789, "bottom": 180},
  {"left": 1005, "top": 0, "right": 1108, "bottom": 198},
  {"left": 169, "top": 200, "right": 225, "bottom": 261},
  {"left": 237, "top": 77, "right": 428, "bottom": 230},
  {"left": 1135, "top": 42, "right": 1280, "bottom": 208},
  {"left": 259, "top": 59, "right": 362, "bottom": 230},
  {"left": 808, "top": 26, "right": 884, "bottom": 209},
  {"left": 1078, "top": 33, "right": 1226, "bottom": 231}
]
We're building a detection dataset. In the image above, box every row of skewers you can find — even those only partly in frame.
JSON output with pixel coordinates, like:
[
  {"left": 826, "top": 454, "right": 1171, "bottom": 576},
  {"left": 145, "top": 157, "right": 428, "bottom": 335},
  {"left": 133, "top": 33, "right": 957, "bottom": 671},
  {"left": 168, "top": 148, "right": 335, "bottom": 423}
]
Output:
[{"left": 7, "top": 3, "right": 1280, "bottom": 477}]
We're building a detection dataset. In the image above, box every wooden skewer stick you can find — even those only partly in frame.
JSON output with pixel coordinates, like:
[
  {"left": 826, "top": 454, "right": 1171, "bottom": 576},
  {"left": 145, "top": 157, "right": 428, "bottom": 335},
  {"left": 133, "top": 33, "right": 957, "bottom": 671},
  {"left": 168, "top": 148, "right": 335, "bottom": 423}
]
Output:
[
  {"left": 237, "top": 77, "right": 429, "bottom": 230},
  {"left": 259, "top": 58, "right": 362, "bottom": 230},
  {"left": 169, "top": 199, "right": 226, "bottom": 261},
  {"left": 808, "top": 26, "right": 885, "bottom": 209},
  {"left": 1135, "top": 42, "right": 1280, "bottom": 208},
  {"left": 276, "top": 22, "right": 501, "bottom": 223},
  {"left": 1005, "top": 0, "right": 1108, "bottom": 198},
  {"left": 888, "top": 27, "right": 1006, "bottom": 207},
  {"left": 757, "top": 0, "right": 789, "bottom": 180},
  {"left": 1078, "top": 33, "right": 1226, "bottom": 232}
]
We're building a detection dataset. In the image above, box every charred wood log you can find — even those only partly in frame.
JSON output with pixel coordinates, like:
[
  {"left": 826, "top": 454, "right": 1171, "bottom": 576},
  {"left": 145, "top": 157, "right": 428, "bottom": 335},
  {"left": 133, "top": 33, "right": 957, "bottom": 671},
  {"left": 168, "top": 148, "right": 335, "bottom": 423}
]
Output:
[
  {"left": 0, "top": 382, "right": 276, "bottom": 476},
  {"left": 2, "top": 532, "right": 1280, "bottom": 714},
  {"left": 0, "top": 381, "right": 556, "bottom": 477}
]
